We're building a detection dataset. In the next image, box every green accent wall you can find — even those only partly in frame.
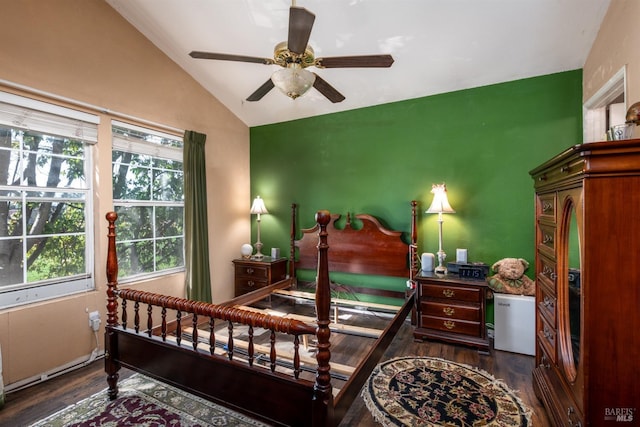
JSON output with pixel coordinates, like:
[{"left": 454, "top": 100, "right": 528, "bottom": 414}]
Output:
[{"left": 249, "top": 70, "right": 583, "bottom": 309}]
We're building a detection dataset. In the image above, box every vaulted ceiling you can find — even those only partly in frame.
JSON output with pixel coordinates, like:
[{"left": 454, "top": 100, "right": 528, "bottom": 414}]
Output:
[{"left": 106, "top": 0, "right": 610, "bottom": 127}]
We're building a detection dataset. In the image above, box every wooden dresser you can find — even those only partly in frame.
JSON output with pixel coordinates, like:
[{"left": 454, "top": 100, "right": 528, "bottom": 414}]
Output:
[
  {"left": 413, "top": 273, "right": 489, "bottom": 352},
  {"left": 530, "top": 139, "right": 640, "bottom": 426},
  {"left": 232, "top": 257, "right": 287, "bottom": 297}
]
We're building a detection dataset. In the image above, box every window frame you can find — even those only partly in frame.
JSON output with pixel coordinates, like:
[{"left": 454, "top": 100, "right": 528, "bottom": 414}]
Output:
[
  {"left": 0, "top": 92, "right": 98, "bottom": 309},
  {"left": 111, "top": 120, "right": 185, "bottom": 283}
]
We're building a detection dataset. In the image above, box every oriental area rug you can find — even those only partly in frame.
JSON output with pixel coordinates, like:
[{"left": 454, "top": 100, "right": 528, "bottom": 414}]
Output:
[
  {"left": 362, "top": 356, "right": 532, "bottom": 427},
  {"left": 30, "top": 374, "right": 269, "bottom": 427}
]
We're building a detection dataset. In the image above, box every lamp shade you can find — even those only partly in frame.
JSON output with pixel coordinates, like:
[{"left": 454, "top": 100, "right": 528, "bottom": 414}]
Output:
[
  {"left": 426, "top": 183, "right": 455, "bottom": 214},
  {"left": 271, "top": 64, "right": 315, "bottom": 100},
  {"left": 250, "top": 196, "right": 268, "bottom": 215}
]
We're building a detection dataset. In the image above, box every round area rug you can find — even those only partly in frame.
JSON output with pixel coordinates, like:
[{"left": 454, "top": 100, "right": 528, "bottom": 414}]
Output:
[{"left": 362, "top": 356, "right": 531, "bottom": 426}]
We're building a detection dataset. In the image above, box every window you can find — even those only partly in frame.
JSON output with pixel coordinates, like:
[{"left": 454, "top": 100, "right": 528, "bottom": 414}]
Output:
[
  {"left": 111, "top": 121, "right": 184, "bottom": 280},
  {"left": 0, "top": 92, "right": 98, "bottom": 309}
]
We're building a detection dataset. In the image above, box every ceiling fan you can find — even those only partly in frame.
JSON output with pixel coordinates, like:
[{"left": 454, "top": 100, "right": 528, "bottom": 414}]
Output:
[{"left": 189, "top": 2, "right": 394, "bottom": 103}]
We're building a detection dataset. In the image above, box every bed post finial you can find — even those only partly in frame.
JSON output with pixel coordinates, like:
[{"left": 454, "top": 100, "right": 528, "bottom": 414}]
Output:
[{"left": 312, "top": 210, "right": 334, "bottom": 425}]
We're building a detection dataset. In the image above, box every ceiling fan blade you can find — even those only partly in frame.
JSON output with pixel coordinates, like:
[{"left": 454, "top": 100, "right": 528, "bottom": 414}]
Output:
[
  {"left": 246, "top": 79, "right": 275, "bottom": 102},
  {"left": 312, "top": 74, "right": 345, "bottom": 103},
  {"left": 189, "top": 51, "right": 273, "bottom": 65},
  {"left": 288, "top": 7, "right": 315, "bottom": 55},
  {"left": 316, "top": 54, "right": 394, "bottom": 68}
]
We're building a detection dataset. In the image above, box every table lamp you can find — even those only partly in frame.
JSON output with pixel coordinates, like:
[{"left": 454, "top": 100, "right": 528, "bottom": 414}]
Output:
[
  {"left": 426, "top": 183, "right": 455, "bottom": 274},
  {"left": 250, "top": 196, "right": 268, "bottom": 259}
]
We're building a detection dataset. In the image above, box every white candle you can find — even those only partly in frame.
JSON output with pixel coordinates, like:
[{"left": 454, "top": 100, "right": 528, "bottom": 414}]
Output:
[{"left": 456, "top": 248, "right": 468, "bottom": 263}]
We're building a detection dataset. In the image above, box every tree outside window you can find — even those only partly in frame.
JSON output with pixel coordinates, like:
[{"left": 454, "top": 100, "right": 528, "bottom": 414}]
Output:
[
  {"left": 111, "top": 122, "right": 184, "bottom": 280},
  {"left": 0, "top": 126, "right": 93, "bottom": 307}
]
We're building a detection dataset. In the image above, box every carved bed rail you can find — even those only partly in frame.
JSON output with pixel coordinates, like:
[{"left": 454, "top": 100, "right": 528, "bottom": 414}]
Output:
[{"left": 114, "top": 288, "right": 315, "bottom": 371}]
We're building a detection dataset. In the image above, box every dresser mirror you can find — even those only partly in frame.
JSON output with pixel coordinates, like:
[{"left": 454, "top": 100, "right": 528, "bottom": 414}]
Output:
[{"left": 561, "top": 196, "right": 582, "bottom": 381}]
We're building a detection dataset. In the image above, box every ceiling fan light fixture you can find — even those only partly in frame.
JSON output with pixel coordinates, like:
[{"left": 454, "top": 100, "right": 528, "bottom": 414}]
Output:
[{"left": 271, "top": 65, "right": 315, "bottom": 100}]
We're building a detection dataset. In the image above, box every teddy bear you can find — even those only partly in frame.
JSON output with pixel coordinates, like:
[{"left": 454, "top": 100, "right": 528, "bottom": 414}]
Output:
[{"left": 487, "top": 258, "right": 535, "bottom": 296}]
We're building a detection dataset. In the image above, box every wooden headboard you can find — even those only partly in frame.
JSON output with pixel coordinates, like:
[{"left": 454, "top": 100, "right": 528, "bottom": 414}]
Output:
[{"left": 289, "top": 202, "right": 418, "bottom": 284}]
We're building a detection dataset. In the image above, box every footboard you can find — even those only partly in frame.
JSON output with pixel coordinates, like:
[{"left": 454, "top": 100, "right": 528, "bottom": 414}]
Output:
[{"left": 104, "top": 212, "right": 330, "bottom": 426}]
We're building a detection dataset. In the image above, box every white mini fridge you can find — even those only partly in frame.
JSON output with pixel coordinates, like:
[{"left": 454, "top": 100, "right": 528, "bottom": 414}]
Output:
[{"left": 494, "top": 294, "right": 535, "bottom": 355}]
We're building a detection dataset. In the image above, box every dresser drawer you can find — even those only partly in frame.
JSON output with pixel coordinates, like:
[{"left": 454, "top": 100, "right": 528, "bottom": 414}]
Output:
[
  {"left": 532, "top": 156, "right": 585, "bottom": 190},
  {"left": 537, "top": 344, "right": 553, "bottom": 370},
  {"left": 421, "top": 315, "right": 482, "bottom": 337},
  {"left": 538, "top": 283, "right": 556, "bottom": 328},
  {"left": 537, "top": 254, "right": 557, "bottom": 290},
  {"left": 537, "top": 193, "right": 556, "bottom": 223},
  {"left": 537, "top": 223, "right": 556, "bottom": 256},
  {"left": 420, "top": 282, "right": 482, "bottom": 303},
  {"left": 421, "top": 301, "right": 481, "bottom": 322},
  {"left": 538, "top": 314, "right": 556, "bottom": 363}
]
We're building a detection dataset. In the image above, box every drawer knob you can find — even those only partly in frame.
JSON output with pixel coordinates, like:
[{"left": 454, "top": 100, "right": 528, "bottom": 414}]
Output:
[
  {"left": 540, "top": 354, "right": 550, "bottom": 369},
  {"left": 246, "top": 268, "right": 254, "bottom": 274},
  {"left": 567, "top": 407, "right": 582, "bottom": 427},
  {"left": 443, "top": 307, "right": 455, "bottom": 316},
  {"left": 247, "top": 280, "right": 255, "bottom": 287},
  {"left": 443, "top": 320, "right": 455, "bottom": 329},
  {"left": 542, "top": 265, "right": 557, "bottom": 281},
  {"left": 442, "top": 289, "right": 455, "bottom": 298}
]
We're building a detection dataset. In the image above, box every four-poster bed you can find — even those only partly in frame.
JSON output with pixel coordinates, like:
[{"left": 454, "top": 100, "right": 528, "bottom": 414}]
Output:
[{"left": 104, "top": 201, "right": 418, "bottom": 426}]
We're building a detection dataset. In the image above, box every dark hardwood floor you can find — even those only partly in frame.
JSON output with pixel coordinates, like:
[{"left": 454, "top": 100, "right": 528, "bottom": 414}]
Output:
[{"left": 0, "top": 320, "right": 550, "bottom": 426}]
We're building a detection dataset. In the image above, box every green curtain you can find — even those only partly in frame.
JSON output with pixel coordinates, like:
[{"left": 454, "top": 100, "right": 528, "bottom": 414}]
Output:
[{"left": 183, "top": 130, "right": 212, "bottom": 302}]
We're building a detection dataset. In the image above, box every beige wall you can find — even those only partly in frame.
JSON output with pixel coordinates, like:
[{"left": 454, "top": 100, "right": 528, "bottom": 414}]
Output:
[
  {"left": 0, "top": 0, "right": 249, "bottom": 386},
  {"left": 583, "top": 0, "right": 640, "bottom": 107}
]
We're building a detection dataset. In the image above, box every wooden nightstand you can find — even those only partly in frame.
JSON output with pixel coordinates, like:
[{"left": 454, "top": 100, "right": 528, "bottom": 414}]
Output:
[
  {"left": 413, "top": 272, "right": 489, "bottom": 352},
  {"left": 232, "top": 257, "right": 288, "bottom": 297}
]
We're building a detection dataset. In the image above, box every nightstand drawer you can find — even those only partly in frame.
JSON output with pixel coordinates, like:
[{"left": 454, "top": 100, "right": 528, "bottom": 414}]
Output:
[
  {"left": 235, "top": 277, "right": 268, "bottom": 294},
  {"left": 420, "top": 283, "right": 482, "bottom": 303},
  {"left": 420, "top": 315, "right": 482, "bottom": 337},
  {"left": 421, "top": 301, "right": 481, "bottom": 322},
  {"left": 235, "top": 264, "right": 270, "bottom": 280}
]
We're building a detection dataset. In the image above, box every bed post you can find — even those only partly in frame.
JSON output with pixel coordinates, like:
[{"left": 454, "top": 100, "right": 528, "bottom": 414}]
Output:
[
  {"left": 409, "top": 200, "right": 418, "bottom": 325},
  {"left": 290, "top": 203, "right": 297, "bottom": 288},
  {"left": 410, "top": 200, "right": 418, "bottom": 281},
  {"left": 105, "top": 211, "right": 121, "bottom": 400},
  {"left": 312, "top": 210, "right": 334, "bottom": 426}
]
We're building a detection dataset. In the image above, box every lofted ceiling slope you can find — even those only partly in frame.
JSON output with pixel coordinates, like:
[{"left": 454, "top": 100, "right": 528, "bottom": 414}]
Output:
[{"left": 106, "top": 0, "right": 610, "bottom": 127}]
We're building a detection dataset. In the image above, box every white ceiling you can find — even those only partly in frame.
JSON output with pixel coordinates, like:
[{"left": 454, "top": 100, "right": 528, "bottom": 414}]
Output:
[{"left": 106, "top": 0, "right": 610, "bottom": 127}]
